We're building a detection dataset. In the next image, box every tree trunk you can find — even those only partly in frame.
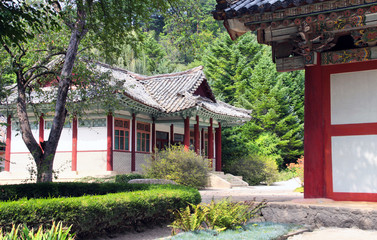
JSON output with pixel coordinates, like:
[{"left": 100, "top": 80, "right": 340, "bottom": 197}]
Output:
[{"left": 15, "top": 19, "right": 86, "bottom": 182}]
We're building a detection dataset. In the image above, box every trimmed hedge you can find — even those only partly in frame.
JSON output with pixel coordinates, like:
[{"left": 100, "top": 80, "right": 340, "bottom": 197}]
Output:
[
  {"left": 0, "top": 182, "right": 148, "bottom": 201},
  {"left": 115, "top": 173, "right": 145, "bottom": 183},
  {"left": 0, "top": 184, "right": 201, "bottom": 238}
]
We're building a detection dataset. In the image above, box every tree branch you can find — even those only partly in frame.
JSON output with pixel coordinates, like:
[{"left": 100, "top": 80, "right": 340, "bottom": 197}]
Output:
[
  {"left": 24, "top": 71, "right": 59, "bottom": 88},
  {"left": 2, "top": 43, "right": 14, "bottom": 58}
]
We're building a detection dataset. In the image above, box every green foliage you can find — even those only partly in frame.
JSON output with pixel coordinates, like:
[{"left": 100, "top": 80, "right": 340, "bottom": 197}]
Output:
[
  {"left": 0, "top": 182, "right": 149, "bottom": 201},
  {"left": 204, "top": 32, "right": 304, "bottom": 168},
  {"left": 287, "top": 156, "right": 304, "bottom": 187},
  {"left": 115, "top": 173, "right": 145, "bottom": 183},
  {"left": 170, "top": 199, "right": 266, "bottom": 235},
  {"left": 170, "top": 204, "right": 208, "bottom": 235},
  {"left": 0, "top": 184, "right": 200, "bottom": 238},
  {"left": 204, "top": 199, "right": 266, "bottom": 231},
  {"left": 225, "top": 154, "right": 279, "bottom": 186},
  {"left": 160, "top": 0, "right": 225, "bottom": 64},
  {"left": 144, "top": 145, "right": 209, "bottom": 189},
  {"left": 0, "top": 222, "right": 74, "bottom": 240},
  {"left": 171, "top": 222, "right": 301, "bottom": 240},
  {"left": 0, "top": 1, "right": 59, "bottom": 45}
]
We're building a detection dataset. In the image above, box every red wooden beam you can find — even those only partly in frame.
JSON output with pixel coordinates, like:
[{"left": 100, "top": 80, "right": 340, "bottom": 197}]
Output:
[
  {"left": 304, "top": 54, "right": 325, "bottom": 198},
  {"left": 201, "top": 128, "right": 204, "bottom": 155},
  {"left": 72, "top": 117, "right": 77, "bottom": 171},
  {"left": 194, "top": 116, "right": 200, "bottom": 154},
  {"left": 152, "top": 119, "right": 156, "bottom": 153},
  {"left": 215, "top": 122, "right": 222, "bottom": 171},
  {"left": 107, "top": 114, "right": 113, "bottom": 171},
  {"left": 184, "top": 117, "right": 190, "bottom": 150},
  {"left": 4, "top": 115, "right": 11, "bottom": 172},
  {"left": 39, "top": 114, "right": 44, "bottom": 145},
  {"left": 131, "top": 113, "right": 136, "bottom": 171},
  {"left": 170, "top": 124, "right": 174, "bottom": 145},
  {"left": 208, "top": 118, "right": 214, "bottom": 160}
]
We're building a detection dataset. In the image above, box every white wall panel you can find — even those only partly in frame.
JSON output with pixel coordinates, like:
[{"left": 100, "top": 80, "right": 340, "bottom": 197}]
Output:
[
  {"left": 77, "top": 127, "right": 107, "bottom": 151},
  {"left": 56, "top": 128, "right": 72, "bottom": 151},
  {"left": 331, "top": 70, "right": 377, "bottom": 124},
  {"left": 12, "top": 128, "right": 38, "bottom": 153},
  {"left": 77, "top": 151, "right": 106, "bottom": 173},
  {"left": 332, "top": 135, "right": 377, "bottom": 193}
]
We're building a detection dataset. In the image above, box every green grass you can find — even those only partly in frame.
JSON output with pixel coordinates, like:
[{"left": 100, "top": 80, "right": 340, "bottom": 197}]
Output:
[
  {"left": 170, "top": 222, "right": 301, "bottom": 240},
  {"left": 294, "top": 186, "right": 304, "bottom": 193}
]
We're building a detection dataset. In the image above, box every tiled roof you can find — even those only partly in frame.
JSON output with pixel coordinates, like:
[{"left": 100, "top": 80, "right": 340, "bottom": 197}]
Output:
[
  {"left": 214, "top": 0, "right": 332, "bottom": 19},
  {"left": 98, "top": 64, "right": 251, "bottom": 120},
  {"left": 1, "top": 63, "right": 251, "bottom": 122}
]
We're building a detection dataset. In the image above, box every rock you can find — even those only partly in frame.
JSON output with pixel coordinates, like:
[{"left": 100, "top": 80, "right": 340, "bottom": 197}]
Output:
[{"left": 128, "top": 179, "right": 178, "bottom": 185}]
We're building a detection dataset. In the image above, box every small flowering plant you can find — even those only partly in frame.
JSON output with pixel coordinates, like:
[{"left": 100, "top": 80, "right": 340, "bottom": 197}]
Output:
[{"left": 287, "top": 156, "right": 304, "bottom": 187}]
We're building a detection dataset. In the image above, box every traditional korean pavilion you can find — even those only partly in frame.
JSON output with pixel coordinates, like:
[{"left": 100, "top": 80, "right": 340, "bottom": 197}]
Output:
[
  {"left": 214, "top": 0, "right": 377, "bottom": 201},
  {"left": 0, "top": 64, "right": 251, "bottom": 182}
]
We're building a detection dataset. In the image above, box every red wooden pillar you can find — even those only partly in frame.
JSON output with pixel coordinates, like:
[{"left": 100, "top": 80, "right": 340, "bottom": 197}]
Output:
[
  {"left": 4, "top": 115, "right": 11, "bottom": 171},
  {"left": 170, "top": 124, "right": 174, "bottom": 145},
  {"left": 184, "top": 117, "right": 190, "bottom": 150},
  {"left": 208, "top": 118, "right": 214, "bottom": 159},
  {"left": 107, "top": 114, "right": 113, "bottom": 171},
  {"left": 131, "top": 113, "right": 136, "bottom": 171},
  {"left": 72, "top": 117, "right": 78, "bottom": 171},
  {"left": 39, "top": 114, "right": 44, "bottom": 145},
  {"left": 152, "top": 119, "right": 156, "bottom": 153},
  {"left": 201, "top": 128, "right": 205, "bottom": 155},
  {"left": 304, "top": 53, "right": 325, "bottom": 198},
  {"left": 194, "top": 116, "right": 200, "bottom": 154},
  {"left": 215, "top": 122, "right": 222, "bottom": 171}
]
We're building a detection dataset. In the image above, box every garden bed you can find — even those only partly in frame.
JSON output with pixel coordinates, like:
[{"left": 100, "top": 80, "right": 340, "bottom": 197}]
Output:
[{"left": 0, "top": 184, "right": 201, "bottom": 239}]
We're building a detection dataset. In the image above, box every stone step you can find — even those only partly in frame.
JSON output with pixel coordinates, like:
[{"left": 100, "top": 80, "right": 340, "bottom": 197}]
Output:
[{"left": 211, "top": 172, "right": 249, "bottom": 188}]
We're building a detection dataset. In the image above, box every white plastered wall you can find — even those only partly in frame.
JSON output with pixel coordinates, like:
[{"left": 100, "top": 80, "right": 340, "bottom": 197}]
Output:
[
  {"left": 332, "top": 135, "right": 377, "bottom": 193},
  {"left": 9, "top": 122, "right": 38, "bottom": 176},
  {"left": 331, "top": 70, "right": 377, "bottom": 125},
  {"left": 331, "top": 70, "right": 377, "bottom": 193}
]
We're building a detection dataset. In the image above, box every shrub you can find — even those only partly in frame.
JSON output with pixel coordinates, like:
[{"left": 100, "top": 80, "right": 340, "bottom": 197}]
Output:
[
  {"left": 226, "top": 154, "right": 279, "bottom": 186},
  {"left": 115, "top": 173, "right": 145, "bottom": 183},
  {"left": 0, "top": 184, "right": 201, "bottom": 238},
  {"left": 287, "top": 156, "right": 304, "bottom": 186},
  {"left": 0, "top": 222, "right": 74, "bottom": 240},
  {"left": 170, "top": 199, "right": 266, "bottom": 235},
  {"left": 143, "top": 145, "right": 209, "bottom": 189},
  {"left": 0, "top": 182, "right": 148, "bottom": 201}
]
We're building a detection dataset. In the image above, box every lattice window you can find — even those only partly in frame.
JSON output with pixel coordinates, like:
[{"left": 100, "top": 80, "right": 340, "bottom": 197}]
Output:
[
  {"left": 137, "top": 122, "right": 150, "bottom": 153},
  {"left": 114, "top": 118, "right": 130, "bottom": 151}
]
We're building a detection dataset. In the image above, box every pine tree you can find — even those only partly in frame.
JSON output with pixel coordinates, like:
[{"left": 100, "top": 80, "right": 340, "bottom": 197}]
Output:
[{"left": 204, "top": 32, "right": 304, "bottom": 168}]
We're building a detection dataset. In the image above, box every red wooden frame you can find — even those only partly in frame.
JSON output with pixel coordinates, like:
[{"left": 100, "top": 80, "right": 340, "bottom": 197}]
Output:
[
  {"left": 305, "top": 57, "right": 377, "bottom": 201},
  {"left": 4, "top": 115, "right": 11, "bottom": 171},
  {"left": 184, "top": 117, "right": 190, "bottom": 150},
  {"left": 72, "top": 117, "right": 77, "bottom": 171},
  {"left": 208, "top": 118, "right": 214, "bottom": 159},
  {"left": 107, "top": 114, "right": 113, "bottom": 171},
  {"left": 136, "top": 121, "right": 151, "bottom": 153},
  {"left": 114, "top": 118, "right": 130, "bottom": 151}
]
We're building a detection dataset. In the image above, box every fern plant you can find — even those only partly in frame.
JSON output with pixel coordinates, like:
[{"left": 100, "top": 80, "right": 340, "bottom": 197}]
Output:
[
  {"left": 169, "top": 199, "right": 267, "bottom": 235},
  {"left": 204, "top": 199, "right": 267, "bottom": 232},
  {"left": 169, "top": 203, "right": 208, "bottom": 235},
  {"left": 0, "top": 222, "right": 75, "bottom": 240}
]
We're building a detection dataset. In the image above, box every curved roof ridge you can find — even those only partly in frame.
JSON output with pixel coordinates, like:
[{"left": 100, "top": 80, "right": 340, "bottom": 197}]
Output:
[{"left": 134, "top": 66, "right": 204, "bottom": 81}]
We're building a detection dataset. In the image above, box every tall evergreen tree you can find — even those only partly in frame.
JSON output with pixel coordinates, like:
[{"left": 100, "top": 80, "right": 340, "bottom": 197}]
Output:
[{"left": 204, "top": 32, "right": 304, "bottom": 168}]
